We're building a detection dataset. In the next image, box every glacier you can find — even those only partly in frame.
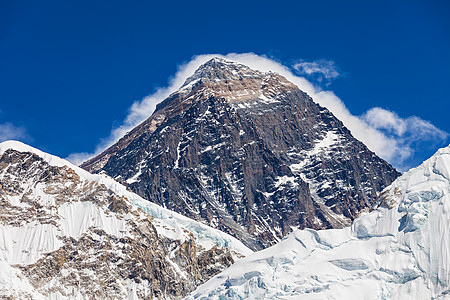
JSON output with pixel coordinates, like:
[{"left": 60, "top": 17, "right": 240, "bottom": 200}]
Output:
[{"left": 186, "top": 145, "right": 450, "bottom": 299}]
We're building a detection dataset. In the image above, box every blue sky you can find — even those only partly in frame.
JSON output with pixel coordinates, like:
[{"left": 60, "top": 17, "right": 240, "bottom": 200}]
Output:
[{"left": 1, "top": 0, "right": 449, "bottom": 171}]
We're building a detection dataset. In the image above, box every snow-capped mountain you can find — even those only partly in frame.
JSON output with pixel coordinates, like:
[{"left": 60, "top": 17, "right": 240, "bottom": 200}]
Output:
[
  {"left": 0, "top": 141, "right": 251, "bottom": 299},
  {"left": 81, "top": 57, "right": 400, "bottom": 250},
  {"left": 186, "top": 145, "right": 450, "bottom": 299}
]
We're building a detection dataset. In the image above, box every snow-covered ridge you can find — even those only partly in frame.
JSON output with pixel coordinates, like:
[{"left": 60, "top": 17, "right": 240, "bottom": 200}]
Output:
[
  {"left": 0, "top": 140, "right": 76, "bottom": 169},
  {"left": 0, "top": 140, "right": 253, "bottom": 298},
  {"left": 187, "top": 144, "right": 450, "bottom": 299},
  {"left": 0, "top": 140, "right": 251, "bottom": 256}
]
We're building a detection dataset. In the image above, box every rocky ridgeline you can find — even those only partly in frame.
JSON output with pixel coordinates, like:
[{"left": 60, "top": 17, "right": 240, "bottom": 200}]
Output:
[
  {"left": 0, "top": 143, "right": 250, "bottom": 299},
  {"left": 82, "top": 57, "right": 400, "bottom": 250}
]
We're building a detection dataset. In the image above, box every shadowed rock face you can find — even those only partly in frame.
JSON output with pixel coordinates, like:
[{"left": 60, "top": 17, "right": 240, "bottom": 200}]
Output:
[{"left": 82, "top": 58, "right": 400, "bottom": 250}]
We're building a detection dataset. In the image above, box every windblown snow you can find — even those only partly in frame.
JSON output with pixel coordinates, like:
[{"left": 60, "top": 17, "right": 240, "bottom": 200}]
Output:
[{"left": 187, "top": 145, "right": 450, "bottom": 299}]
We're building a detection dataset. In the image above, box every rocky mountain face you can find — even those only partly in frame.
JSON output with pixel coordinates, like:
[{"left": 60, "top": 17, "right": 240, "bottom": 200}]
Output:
[
  {"left": 82, "top": 58, "right": 400, "bottom": 250},
  {"left": 0, "top": 141, "right": 251, "bottom": 299},
  {"left": 187, "top": 145, "right": 450, "bottom": 300}
]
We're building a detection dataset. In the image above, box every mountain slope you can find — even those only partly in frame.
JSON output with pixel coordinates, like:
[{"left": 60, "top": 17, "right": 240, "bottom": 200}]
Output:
[
  {"left": 0, "top": 141, "right": 251, "bottom": 299},
  {"left": 82, "top": 58, "right": 400, "bottom": 250},
  {"left": 187, "top": 145, "right": 450, "bottom": 299}
]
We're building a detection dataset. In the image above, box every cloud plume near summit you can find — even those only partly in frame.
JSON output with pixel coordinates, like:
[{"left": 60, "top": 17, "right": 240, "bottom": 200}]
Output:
[
  {"left": 293, "top": 59, "right": 340, "bottom": 86},
  {"left": 67, "top": 53, "right": 448, "bottom": 171}
]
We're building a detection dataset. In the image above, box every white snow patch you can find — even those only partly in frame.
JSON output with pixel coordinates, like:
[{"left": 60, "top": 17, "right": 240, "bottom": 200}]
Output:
[
  {"left": 58, "top": 202, "right": 129, "bottom": 239},
  {"left": 0, "top": 223, "right": 62, "bottom": 265},
  {"left": 273, "top": 175, "right": 298, "bottom": 189},
  {"left": 126, "top": 169, "right": 142, "bottom": 184},
  {"left": 289, "top": 131, "right": 342, "bottom": 174}
]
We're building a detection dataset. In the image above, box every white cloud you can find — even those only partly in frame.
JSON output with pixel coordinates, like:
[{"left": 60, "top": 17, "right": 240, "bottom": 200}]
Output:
[
  {"left": 293, "top": 59, "right": 340, "bottom": 85},
  {"left": 363, "top": 107, "right": 407, "bottom": 135},
  {"left": 0, "top": 122, "right": 27, "bottom": 142},
  {"left": 68, "top": 53, "right": 448, "bottom": 171},
  {"left": 361, "top": 107, "right": 449, "bottom": 169},
  {"left": 363, "top": 107, "right": 449, "bottom": 142}
]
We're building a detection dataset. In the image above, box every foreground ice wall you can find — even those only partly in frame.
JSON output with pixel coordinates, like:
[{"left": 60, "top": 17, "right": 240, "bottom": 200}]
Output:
[{"left": 187, "top": 145, "right": 450, "bottom": 299}]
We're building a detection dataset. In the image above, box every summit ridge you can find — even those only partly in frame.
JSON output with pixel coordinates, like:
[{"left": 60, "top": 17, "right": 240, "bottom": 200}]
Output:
[{"left": 180, "top": 57, "right": 265, "bottom": 87}]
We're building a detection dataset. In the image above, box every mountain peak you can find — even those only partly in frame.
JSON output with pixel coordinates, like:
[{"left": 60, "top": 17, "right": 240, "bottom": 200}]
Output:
[
  {"left": 80, "top": 58, "right": 298, "bottom": 174},
  {"left": 81, "top": 56, "right": 400, "bottom": 250},
  {"left": 203, "top": 56, "right": 233, "bottom": 66},
  {"left": 181, "top": 57, "right": 265, "bottom": 88},
  {"left": 175, "top": 57, "right": 297, "bottom": 105}
]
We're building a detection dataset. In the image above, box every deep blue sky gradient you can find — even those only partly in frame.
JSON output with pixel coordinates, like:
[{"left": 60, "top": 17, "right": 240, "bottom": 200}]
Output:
[{"left": 1, "top": 0, "right": 449, "bottom": 167}]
